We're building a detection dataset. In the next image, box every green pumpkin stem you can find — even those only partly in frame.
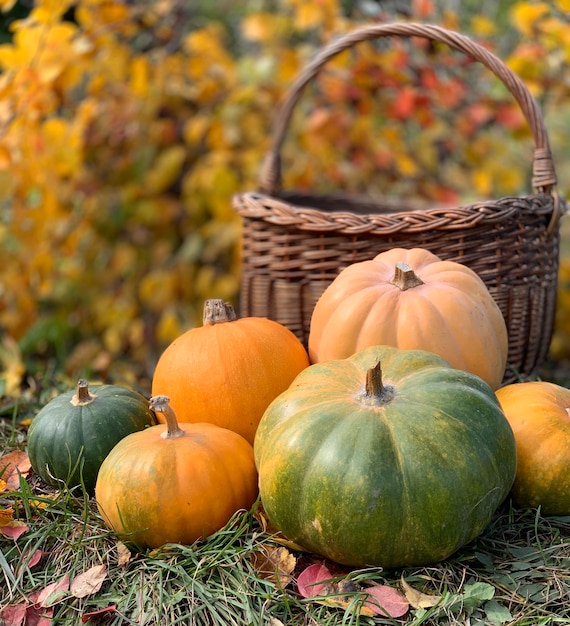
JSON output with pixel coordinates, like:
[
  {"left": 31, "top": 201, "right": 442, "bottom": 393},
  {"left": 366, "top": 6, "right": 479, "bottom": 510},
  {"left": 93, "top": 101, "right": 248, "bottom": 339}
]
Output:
[
  {"left": 203, "top": 299, "right": 238, "bottom": 325},
  {"left": 359, "top": 361, "right": 396, "bottom": 406},
  {"left": 390, "top": 262, "right": 424, "bottom": 290},
  {"left": 149, "top": 395, "right": 186, "bottom": 439},
  {"left": 71, "top": 379, "right": 97, "bottom": 406}
]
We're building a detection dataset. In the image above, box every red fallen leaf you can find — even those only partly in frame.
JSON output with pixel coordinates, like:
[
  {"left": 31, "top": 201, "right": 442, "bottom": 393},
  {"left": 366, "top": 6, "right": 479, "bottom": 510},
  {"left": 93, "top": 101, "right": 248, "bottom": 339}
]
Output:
[
  {"left": 81, "top": 605, "right": 117, "bottom": 623},
  {"left": 71, "top": 564, "right": 107, "bottom": 598},
  {"left": 35, "top": 573, "right": 70, "bottom": 608},
  {"left": 363, "top": 584, "right": 410, "bottom": 618},
  {"left": 16, "top": 549, "right": 43, "bottom": 577},
  {"left": 0, "top": 521, "right": 29, "bottom": 540},
  {"left": 25, "top": 604, "right": 54, "bottom": 626},
  {"left": 0, "top": 603, "right": 27, "bottom": 626},
  {"left": 297, "top": 563, "right": 334, "bottom": 598}
]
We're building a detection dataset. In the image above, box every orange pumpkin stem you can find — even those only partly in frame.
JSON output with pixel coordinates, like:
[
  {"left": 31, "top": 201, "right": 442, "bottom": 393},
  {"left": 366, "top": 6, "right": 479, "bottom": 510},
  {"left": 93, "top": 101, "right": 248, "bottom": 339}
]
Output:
[
  {"left": 149, "top": 395, "right": 186, "bottom": 439},
  {"left": 203, "top": 299, "right": 238, "bottom": 325},
  {"left": 390, "top": 262, "right": 424, "bottom": 291},
  {"left": 71, "top": 379, "right": 97, "bottom": 406},
  {"left": 360, "top": 361, "right": 396, "bottom": 406}
]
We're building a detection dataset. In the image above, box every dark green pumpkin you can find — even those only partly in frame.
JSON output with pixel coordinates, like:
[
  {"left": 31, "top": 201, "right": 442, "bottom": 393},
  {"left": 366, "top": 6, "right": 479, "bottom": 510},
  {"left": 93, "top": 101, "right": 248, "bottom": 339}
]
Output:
[
  {"left": 254, "top": 345, "right": 516, "bottom": 568},
  {"left": 28, "top": 380, "right": 155, "bottom": 493}
]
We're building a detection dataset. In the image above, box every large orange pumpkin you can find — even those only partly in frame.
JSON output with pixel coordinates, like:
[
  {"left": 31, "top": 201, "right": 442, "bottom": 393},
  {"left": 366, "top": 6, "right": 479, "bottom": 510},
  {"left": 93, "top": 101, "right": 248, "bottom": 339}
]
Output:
[
  {"left": 151, "top": 299, "right": 310, "bottom": 444},
  {"left": 495, "top": 381, "right": 570, "bottom": 515},
  {"left": 308, "top": 248, "right": 508, "bottom": 390},
  {"left": 95, "top": 395, "right": 259, "bottom": 549}
]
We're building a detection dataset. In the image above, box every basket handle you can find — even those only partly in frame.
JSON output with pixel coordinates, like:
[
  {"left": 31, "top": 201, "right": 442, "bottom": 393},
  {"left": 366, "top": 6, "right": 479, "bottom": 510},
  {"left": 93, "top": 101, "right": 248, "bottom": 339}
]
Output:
[{"left": 259, "top": 22, "right": 558, "bottom": 197}]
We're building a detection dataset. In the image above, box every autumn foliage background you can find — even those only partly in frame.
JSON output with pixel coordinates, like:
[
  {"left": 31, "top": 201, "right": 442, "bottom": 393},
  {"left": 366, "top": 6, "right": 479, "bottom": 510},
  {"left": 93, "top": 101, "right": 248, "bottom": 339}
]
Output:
[{"left": 0, "top": 0, "right": 568, "bottom": 392}]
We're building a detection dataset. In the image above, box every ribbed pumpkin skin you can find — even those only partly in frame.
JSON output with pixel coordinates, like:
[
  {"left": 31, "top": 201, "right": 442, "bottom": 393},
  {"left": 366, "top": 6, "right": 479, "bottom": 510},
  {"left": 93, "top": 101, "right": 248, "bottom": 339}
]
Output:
[
  {"left": 308, "top": 247, "right": 508, "bottom": 390},
  {"left": 255, "top": 346, "right": 516, "bottom": 568},
  {"left": 151, "top": 309, "right": 310, "bottom": 445},
  {"left": 95, "top": 422, "right": 259, "bottom": 549},
  {"left": 27, "top": 383, "right": 155, "bottom": 493},
  {"left": 496, "top": 381, "right": 570, "bottom": 515}
]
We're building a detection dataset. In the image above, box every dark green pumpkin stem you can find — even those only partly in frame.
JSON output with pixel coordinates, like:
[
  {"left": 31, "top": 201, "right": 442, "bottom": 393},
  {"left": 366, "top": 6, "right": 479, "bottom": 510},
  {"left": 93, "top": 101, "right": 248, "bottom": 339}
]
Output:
[
  {"left": 390, "top": 262, "right": 424, "bottom": 291},
  {"left": 149, "top": 395, "right": 185, "bottom": 439},
  {"left": 203, "top": 299, "right": 237, "bottom": 325},
  {"left": 71, "top": 379, "right": 96, "bottom": 406},
  {"left": 358, "top": 361, "right": 396, "bottom": 406}
]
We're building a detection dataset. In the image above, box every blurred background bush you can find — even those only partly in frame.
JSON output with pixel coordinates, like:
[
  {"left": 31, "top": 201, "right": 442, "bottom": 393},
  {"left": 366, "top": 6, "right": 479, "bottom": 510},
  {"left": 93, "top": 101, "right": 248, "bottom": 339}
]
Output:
[{"left": 0, "top": 0, "right": 568, "bottom": 391}]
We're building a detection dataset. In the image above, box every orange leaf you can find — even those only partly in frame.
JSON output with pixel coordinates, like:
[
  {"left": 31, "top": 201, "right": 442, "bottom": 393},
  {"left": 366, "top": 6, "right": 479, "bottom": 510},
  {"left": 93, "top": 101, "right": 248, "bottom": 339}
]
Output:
[{"left": 0, "top": 450, "right": 31, "bottom": 490}]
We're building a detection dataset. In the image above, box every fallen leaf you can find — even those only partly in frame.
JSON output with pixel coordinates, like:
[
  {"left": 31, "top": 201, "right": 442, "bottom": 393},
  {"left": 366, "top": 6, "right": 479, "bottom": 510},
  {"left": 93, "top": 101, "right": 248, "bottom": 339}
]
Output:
[
  {"left": 80, "top": 605, "right": 117, "bottom": 623},
  {"left": 35, "top": 574, "right": 70, "bottom": 607},
  {"left": 0, "top": 506, "right": 15, "bottom": 527},
  {"left": 116, "top": 541, "right": 132, "bottom": 567},
  {"left": 0, "top": 603, "right": 27, "bottom": 626},
  {"left": 0, "top": 450, "right": 31, "bottom": 490},
  {"left": 363, "top": 584, "right": 409, "bottom": 617},
  {"left": 25, "top": 549, "right": 43, "bottom": 569},
  {"left": 401, "top": 576, "right": 441, "bottom": 609},
  {"left": 24, "top": 604, "right": 54, "bottom": 626},
  {"left": 297, "top": 563, "right": 334, "bottom": 598},
  {"left": 251, "top": 545, "right": 296, "bottom": 588},
  {"left": 71, "top": 564, "right": 107, "bottom": 598}
]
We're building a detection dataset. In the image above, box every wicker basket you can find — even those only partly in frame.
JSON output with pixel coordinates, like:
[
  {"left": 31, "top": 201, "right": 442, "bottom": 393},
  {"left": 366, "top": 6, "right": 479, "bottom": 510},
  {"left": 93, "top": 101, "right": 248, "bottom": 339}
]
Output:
[{"left": 233, "top": 22, "right": 566, "bottom": 383}]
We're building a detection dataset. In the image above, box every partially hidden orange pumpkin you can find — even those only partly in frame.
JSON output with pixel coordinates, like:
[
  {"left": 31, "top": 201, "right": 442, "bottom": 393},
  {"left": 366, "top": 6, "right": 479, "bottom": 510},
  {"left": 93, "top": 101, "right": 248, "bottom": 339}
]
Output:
[
  {"left": 95, "top": 395, "right": 259, "bottom": 549},
  {"left": 495, "top": 381, "right": 570, "bottom": 515},
  {"left": 151, "top": 299, "right": 310, "bottom": 444},
  {"left": 308, "top": 248, "right": 508, "bottom": 390}
]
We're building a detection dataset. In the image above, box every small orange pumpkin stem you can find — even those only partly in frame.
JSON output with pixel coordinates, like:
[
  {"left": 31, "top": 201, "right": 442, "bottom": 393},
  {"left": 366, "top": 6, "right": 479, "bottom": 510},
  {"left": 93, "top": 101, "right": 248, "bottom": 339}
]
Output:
[
  {"left": 71, "top": 379, "right": 97, "bottom": 406},
  {"left": 358, "top": 361, "right": 396, "bottom": 406},
  {"left": 390, "top": 262, "right": 424, "bottom": 291},
  {"left": 203, "top": 299, "right": 238, "bottom": 325},
  {"left": 149, "top": 395, "right": 186, "bottom": 439}
]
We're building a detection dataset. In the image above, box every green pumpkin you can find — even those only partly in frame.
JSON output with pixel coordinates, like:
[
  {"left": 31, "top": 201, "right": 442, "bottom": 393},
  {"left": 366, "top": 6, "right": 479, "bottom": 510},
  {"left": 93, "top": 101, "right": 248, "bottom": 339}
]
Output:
[
  {"left": 28, "top": 380, "right": 155, "bottom": 493},
  {"left": 254, "top": 346, "right": 516, "bottom": 568}
]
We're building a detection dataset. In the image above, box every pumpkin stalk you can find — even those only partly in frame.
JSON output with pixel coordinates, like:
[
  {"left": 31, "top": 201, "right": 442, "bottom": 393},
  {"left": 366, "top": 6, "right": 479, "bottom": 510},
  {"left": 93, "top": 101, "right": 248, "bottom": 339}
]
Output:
[
  {"left": 357, "top": 361, "right": 396, "bottom": 406},
  {"left": 390, "top": 262, "right": 424, "bottom": 290},
  {"left": 203, "top": 299, "right": 237, "bottom": 325},
  {"left": 149, "top": 395, "right": 186, "bottom": 439},
  {"left": 71, "top": 379, "right": 97, "bottom": 406}
]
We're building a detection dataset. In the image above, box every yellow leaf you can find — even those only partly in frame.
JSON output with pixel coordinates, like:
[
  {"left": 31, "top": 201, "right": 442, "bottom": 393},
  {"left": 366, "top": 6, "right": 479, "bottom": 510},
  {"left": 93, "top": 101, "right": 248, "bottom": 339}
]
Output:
[
  {"left": 400, "top": 577, "right": 442, "bottom": 609},
  {"left": 556, "top": 0, "right": 570, "bottom": 10},
  {"left": 0, "top": 506, "right": 14, "bottom": 526},
  {"left": 241, "top": 13, "right": 279, "bottom": 43},
  {"left": 0, "top": 0, "right": 17, "bottom": 13},
  {"left": 510, "top": 2, "right": 550, "bottom": 36},
  {"left": 470, "top": 15, "right": 496, "bottom": 37},
  {"left": 0, "top": 335, "right": 25, "bottom": 397}
]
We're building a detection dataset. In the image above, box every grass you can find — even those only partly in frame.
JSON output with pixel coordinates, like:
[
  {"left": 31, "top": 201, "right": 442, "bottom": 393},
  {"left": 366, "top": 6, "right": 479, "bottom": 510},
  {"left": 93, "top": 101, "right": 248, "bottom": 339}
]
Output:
[{"left": 3, "top": 401, "right": 570, "bottom": 626}]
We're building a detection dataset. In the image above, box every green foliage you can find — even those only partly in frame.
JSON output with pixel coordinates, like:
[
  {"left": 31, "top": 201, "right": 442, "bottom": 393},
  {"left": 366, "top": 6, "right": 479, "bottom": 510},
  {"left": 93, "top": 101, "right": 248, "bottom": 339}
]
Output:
[{"left": 0, "top": 0, "right": 568, "bottom": 385}]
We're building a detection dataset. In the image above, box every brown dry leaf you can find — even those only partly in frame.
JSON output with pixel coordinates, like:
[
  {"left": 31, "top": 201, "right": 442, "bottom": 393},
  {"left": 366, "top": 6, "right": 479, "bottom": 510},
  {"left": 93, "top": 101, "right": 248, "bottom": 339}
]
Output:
[
  {"left": 251, "top": 545, "right": 296, "bottom": 588},
  {"left": 401, "top": 576, "right": 442, "bottom": 609},
  {"left": 0, "top": 450, "right": 31, "bottom": 490},
  {"left": 116, "top": 541, "right": 132, "bottom": 567},
  {"left": 71, "top": 564, "right": 107, "bottom": 598}
]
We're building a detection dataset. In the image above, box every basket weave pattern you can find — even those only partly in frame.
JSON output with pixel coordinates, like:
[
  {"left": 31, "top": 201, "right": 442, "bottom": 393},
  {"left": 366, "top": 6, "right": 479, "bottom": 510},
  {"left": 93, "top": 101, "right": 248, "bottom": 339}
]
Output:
[{"left": 233, "top": 23, "right": 566, "bottom": 383}]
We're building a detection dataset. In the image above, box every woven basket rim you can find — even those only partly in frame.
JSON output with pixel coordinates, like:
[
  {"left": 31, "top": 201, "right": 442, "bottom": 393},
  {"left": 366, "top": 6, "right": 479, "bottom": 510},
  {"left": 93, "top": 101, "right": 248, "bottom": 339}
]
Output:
[{"left": 234, "top": 190, "right": 563, "bottom": 236}]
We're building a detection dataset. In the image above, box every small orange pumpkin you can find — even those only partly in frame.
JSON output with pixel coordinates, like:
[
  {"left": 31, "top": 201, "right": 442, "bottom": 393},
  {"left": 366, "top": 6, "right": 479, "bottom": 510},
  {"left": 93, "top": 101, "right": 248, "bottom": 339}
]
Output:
[
  {"left": 308, "top": 248, "right": 508, "bottom": 390},
  {"left": 495, "top": 381, "right": 570, "bottom": 515},
  {"left": 151, "top": 299, "right": 310, "bottom": 444},
  {"left": 95, "top": 395, "right": 259, "bottom": 549}
]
